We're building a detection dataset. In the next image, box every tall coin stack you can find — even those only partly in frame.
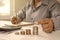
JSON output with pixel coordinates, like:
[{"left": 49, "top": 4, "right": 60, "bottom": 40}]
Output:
[{"left": 33, "top": 26, "right": 38, "bottom": 35}]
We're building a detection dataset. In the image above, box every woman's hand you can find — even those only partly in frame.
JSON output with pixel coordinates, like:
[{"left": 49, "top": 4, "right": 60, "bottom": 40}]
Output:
[
  {"left": 35, "top": 18, "right": 54, "bottom": 33},
  {"left": 11, "top": 16, "right": 20, "bottom": 24}
]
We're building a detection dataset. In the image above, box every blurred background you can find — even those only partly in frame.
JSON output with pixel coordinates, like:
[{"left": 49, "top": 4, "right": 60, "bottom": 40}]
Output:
[{"left": 0, "top": 0, "right": 60, "bottom": 20}]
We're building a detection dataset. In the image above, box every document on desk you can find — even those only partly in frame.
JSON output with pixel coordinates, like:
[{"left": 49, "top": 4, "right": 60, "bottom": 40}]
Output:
[{"left": 5, "top": 22, "right": 34, "bottom": 27}]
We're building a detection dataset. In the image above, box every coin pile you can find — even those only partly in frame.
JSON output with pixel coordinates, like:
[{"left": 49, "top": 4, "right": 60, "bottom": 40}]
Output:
[
  {"left": 26, "top": 29, "right": 31, "bottom": 35},
  {"left": 15, "top": 26, "right": 38, "bottom": 35},
  {"left": 21, "top": 31, "right": 25, "bottom": 35},
  {"left": 33, "top": 26, "right": 38, "bottom": 35}
]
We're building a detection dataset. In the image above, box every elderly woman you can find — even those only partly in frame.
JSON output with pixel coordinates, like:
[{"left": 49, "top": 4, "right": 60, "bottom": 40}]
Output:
[{"left": 11, "top": 0, "right": 60, "bottom": 33}]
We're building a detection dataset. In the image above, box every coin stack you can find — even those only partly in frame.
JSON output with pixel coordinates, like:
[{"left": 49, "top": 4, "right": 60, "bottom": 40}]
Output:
[
  {"left": 15, "top": 32, "right": 20, "bottom": 35},
  {"left": 26, "top": 29, "right": 31, "bottom": 35},
  {"left": 20, "top": 31, "right": 25, "bottom": 35},
  {"left": 33, "top": 26, "right": 38, "bottom": 35}
]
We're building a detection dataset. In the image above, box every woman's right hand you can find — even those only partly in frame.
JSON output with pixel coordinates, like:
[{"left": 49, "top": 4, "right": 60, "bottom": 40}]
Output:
[{"left": 11, "top": 16, "right": 19, "bottom": 24}]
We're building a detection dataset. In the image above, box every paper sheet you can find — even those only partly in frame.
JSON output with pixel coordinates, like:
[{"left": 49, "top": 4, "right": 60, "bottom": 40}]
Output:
[{"left": 5, "top": 21, "right": 34, "bottom": 27}]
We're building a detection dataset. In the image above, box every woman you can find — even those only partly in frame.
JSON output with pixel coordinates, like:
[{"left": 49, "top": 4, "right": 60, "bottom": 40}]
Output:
[{"left": 11, "top": 0, "right": 60, "bottom": 33}]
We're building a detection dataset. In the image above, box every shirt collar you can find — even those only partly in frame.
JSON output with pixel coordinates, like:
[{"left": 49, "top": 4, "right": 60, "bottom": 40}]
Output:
[
  {"left": 30, "top": 0, "right": 48, "bottom": 8},
  {"left": 41, "top": 0, "right": 48, "bottom": 5},
  {"left": 36, "top": 1, "right": 42, "bottom": 8}
]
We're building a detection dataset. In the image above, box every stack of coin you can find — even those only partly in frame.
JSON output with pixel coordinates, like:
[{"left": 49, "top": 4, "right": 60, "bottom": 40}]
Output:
[
  {"left": 33, "top": 26, "right": 38, "bottom": 35},
  {"left": 20, "top": 31, "right": 25, "bottom": 35},
  {"left": 26, "top": 29, "right": 31, "bottom": 35},
  {"left": 15, "top": 32, "right": 20, "bottom": 35}
]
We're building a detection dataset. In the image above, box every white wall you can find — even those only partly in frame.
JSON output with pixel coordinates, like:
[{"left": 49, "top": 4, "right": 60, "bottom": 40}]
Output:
[{"left": 15, "top": 0, "right": 30, "bottom": 13}]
